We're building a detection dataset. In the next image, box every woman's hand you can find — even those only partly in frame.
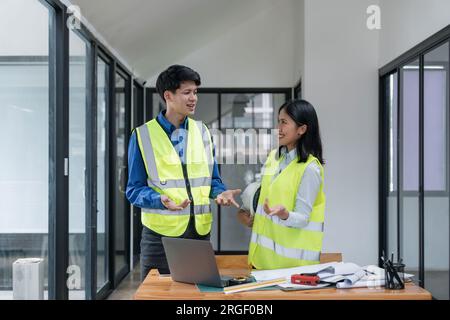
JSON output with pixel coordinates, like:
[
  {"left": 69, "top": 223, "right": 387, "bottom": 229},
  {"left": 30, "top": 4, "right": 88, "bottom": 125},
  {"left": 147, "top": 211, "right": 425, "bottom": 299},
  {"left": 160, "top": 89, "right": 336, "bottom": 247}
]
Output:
[
  {"left": 263, "top": 198, "right": 289, "bottom": 220},
  {"left": 161, "top": 195, "right": 191, "bottom": 211},
  {"left": 237, "top": 209, "right": 254, "bottom": 228}
]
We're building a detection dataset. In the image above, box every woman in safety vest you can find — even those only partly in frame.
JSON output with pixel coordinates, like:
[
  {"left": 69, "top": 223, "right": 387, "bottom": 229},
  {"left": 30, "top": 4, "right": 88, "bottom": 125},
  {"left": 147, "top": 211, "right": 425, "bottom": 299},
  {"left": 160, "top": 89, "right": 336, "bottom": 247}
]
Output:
[{"left": 238, "top": 99, "right": 326, "bottom": 270}]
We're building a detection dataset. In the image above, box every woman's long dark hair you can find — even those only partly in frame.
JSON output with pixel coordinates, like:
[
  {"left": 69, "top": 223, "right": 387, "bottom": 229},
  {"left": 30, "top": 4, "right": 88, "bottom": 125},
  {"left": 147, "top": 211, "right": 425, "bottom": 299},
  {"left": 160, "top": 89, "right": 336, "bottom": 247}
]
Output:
[{"left": 278, "top": 99, "right": 325, "bottom": 165}]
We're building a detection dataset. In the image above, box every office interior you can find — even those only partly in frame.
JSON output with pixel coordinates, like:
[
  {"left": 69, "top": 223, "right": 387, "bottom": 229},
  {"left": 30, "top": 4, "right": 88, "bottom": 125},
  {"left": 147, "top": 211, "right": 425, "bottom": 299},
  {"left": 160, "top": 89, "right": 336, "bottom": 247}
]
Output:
[{"left": 0, "top": 0, "right": 449, "bottom": 300}]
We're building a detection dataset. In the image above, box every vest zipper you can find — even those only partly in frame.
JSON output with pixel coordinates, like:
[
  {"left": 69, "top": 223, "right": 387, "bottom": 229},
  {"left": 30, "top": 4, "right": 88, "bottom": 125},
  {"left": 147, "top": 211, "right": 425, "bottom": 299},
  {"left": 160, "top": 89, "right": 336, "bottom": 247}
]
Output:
[{"left": 181, "top": 163, "right": 194, "bottom": 217}]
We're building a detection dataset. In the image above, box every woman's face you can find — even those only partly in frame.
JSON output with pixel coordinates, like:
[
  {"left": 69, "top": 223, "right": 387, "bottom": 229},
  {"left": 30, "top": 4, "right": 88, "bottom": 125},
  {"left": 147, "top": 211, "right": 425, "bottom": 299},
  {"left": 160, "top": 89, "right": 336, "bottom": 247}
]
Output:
[{"left": 277, "top": 108, "right": 306, "bottom": 150}]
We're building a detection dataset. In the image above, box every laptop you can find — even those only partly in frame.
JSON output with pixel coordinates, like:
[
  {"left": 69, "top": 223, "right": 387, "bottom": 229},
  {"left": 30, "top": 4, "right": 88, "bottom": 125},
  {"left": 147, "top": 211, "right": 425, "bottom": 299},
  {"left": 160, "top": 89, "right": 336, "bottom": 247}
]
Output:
[{"left": 161, "top": 237, "right": 233, "bottom": 288}]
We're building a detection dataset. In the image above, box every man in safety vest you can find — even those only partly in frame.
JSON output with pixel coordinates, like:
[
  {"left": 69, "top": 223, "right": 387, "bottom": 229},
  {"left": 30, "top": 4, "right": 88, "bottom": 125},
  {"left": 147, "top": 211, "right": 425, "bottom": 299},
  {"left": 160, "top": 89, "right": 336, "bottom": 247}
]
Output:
[{"left": 126, "top": 65, "right": 241, "bottom": 281}]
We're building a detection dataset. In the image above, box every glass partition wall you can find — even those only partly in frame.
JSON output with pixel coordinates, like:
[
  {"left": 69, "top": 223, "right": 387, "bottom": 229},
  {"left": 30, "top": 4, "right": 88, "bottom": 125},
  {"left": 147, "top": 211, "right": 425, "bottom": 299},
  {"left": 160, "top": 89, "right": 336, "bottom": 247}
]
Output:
[
  {"left": 0, "top": 0, "right": 135, "bottom": 299},
  {"left": 0, "top": 0, "right": 51, "bottom": 299},
  {"left": 380, "top": 27, "right": 450, "bottom": 300}
]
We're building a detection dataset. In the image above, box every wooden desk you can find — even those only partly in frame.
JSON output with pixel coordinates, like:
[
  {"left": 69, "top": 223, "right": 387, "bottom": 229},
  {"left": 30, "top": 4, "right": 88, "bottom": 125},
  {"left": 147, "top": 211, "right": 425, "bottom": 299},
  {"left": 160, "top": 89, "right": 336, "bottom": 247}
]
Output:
[{"left": 134, "top": 255, "right": 432, "bottom": 300}]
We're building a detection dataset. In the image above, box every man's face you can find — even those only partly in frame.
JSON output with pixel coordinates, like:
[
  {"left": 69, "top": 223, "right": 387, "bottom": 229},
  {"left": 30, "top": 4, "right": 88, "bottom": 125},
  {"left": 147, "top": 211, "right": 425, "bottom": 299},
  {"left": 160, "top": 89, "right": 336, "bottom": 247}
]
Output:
[{"left": 165, "top": 80, "right": 198, "bottom": 116}]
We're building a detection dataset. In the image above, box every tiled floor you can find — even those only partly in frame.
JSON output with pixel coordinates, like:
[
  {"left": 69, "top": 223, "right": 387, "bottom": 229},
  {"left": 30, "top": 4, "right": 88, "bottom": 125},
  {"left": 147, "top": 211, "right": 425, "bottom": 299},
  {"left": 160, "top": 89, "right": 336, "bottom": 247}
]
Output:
[{"left": 107, "top": 264, "right": 141, "bottom": 300}]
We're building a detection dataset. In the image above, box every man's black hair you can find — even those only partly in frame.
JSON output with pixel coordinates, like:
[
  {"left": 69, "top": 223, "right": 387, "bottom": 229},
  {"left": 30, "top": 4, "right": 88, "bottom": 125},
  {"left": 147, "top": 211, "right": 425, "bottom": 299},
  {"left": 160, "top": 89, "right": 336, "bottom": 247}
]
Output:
[{"left": 155, "top": 65, "right": 201, "bottom": 102}]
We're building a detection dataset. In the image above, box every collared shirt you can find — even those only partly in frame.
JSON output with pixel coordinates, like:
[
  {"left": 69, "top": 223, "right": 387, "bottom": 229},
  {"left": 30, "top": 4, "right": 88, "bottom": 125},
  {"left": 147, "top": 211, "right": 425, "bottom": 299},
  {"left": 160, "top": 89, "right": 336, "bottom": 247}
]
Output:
[
  {"left": 272, "top": 146, "right": 322, "bottom": 229},
  {"left": 126, "top": 110, "right": 227, "bottom": 210},
  {"left": 156, "top": 111, "right": 188, "bottom": 163}
]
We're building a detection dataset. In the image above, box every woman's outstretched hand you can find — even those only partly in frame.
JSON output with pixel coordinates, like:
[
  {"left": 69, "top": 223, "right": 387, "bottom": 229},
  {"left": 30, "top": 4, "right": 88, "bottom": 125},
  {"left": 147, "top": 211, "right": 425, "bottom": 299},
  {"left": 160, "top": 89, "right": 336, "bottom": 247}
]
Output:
[{"left": 263, "top": 198, "right": 289, "bottom": 220}]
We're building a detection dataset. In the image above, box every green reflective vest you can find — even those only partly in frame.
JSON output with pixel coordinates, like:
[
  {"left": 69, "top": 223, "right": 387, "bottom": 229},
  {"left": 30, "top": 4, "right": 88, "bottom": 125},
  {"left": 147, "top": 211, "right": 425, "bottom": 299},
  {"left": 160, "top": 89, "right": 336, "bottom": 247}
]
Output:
[
  {"left": 135, "top": 118, "right": 214, "bottom": 237},
  {"left": 248, "top": 149, "right": 326, "bottom": 270}
]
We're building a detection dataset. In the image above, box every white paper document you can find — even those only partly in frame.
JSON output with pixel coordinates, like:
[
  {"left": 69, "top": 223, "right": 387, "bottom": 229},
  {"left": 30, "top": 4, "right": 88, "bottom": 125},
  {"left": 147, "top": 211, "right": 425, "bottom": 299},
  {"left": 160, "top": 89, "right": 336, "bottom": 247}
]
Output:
[
  {"left": 335, "top": 265, "right": 415, "bottom": 289},
  {"left": 251, "top": 263, "right": 415, "bottom": 290},
  {"left": 278, "top": 282, "right": 332, "bottom": 290},
  {"left": 251, "top": 262, "right": 361, "bottom": 282}
]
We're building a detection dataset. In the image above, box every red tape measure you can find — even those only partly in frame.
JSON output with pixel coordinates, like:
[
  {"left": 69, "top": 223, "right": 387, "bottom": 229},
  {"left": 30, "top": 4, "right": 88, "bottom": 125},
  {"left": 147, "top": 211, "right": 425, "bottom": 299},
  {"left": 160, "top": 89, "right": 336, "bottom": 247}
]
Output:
[{"left": 291, "top": 274, "right": 320, "bottom": 286}]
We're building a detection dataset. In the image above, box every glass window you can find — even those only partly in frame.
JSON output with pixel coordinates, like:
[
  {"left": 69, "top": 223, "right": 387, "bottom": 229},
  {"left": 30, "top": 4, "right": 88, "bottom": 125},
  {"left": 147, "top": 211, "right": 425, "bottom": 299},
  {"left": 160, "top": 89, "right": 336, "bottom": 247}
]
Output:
[
  {"left": 0, "top": 0, "right": 50, "bottom": 299},
  {"left": 386, "top": 72, "right": 398, "bottom": 261},
  {"left": 133, "top": 83, "right": 144, "bottom": 127},
  {"left": 401, "top": 60, "right": 420, "bottom": 283},
  {"left": 114, "top": 72, "right": 128, "bottom": 278},
  {"left": 131, "top": 83, "right": 144, "bottom": 264},
  {"left": 96, "top": 57, "right": 109, "bottom": 291},
  {"left": 424, "top": 42, "right": 449, "bottom": 300},
  {"left": 383, "top": 39, "right": 450, "bottom": 300},
  {"left": 221, "top": 93, "right": 284, "bottom": 129},
  {"left": 402, "top": 61, "right": 420, "bottom": 192},
  {"left": 153, "top": 92, "right": 164, "bottom": 119},
  {"left": 149, "top": 91, "right": 287, "bottom": 252},
  {"left": 424, "top": 44, "right": 448, "bottom": 192},
  {"left": 193, "top": 93, "right": 219, "bottom": 250},
  {"left": 219, "top": 93, "right": 286, "bottom": 251},
  {"left": 68, "top": 30, "right": 88, "bottom": 300}
]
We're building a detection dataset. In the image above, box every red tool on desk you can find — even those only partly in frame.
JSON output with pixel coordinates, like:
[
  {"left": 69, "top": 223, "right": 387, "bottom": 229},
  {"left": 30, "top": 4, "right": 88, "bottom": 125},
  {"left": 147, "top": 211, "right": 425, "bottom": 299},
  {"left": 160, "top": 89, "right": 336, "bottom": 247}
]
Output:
[{"left": 291, "top": 274, "right": 321, "bottom": 286}]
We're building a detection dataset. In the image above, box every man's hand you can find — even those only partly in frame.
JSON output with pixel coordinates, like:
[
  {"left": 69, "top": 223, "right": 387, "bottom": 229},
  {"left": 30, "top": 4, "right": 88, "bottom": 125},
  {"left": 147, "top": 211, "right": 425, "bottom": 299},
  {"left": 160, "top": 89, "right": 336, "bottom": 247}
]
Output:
[
  {"left": 237, "top": 209, "right": 254, "bottom": 228},
  {"left": 263, "top": 198, "right": 289, "bottom": 220},
  {"left": 215, "top": 189, "right": 242, "bottom": 208},
  {"left": 161, "top": 195, "right": 191, "bottom": 211}
]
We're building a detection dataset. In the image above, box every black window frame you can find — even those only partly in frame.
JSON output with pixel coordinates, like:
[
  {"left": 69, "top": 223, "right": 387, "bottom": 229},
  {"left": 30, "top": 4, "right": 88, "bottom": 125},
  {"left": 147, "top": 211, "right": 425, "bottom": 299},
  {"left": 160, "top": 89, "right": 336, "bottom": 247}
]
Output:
[
  {"left": 131, "top": 80, "right": 145, "bottom": 268},
  {"left": 379, "top": 24, "right": 450, "bottom": 297},
  {"left": 110, "top": 64, "right": 132, "bottom": 288},
  {"left": 93, "top": 47, "right": 113, "bottom": 300}
]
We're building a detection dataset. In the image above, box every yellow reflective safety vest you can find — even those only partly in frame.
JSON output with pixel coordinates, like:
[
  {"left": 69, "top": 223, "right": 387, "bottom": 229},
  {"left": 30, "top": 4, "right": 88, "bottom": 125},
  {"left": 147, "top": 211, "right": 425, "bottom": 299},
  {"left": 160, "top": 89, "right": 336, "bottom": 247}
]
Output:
[
  {"left": 248, "top": 149, "right": 326, "bottom": 269},
  {"left": 135, "top": 117, "right": 214, "bottom": 237}
]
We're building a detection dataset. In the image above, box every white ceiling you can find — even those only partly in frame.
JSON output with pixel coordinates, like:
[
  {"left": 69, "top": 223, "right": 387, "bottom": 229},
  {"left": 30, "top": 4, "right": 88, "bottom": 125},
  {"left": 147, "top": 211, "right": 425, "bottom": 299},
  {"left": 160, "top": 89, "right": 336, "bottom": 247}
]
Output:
[{"left": 70, "top": 0, "right": 276, "bottom": 81}]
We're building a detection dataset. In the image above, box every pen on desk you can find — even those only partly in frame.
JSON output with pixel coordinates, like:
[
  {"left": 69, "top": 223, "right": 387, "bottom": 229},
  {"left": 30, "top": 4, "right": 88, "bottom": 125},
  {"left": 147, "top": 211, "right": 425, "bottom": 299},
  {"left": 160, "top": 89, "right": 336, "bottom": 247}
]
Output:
[
  {"left": 364, "top": 268, "right": 376, "bottom": 275},
  {"left": 389, "top": 260, "right": 403, "bottom": 286}
]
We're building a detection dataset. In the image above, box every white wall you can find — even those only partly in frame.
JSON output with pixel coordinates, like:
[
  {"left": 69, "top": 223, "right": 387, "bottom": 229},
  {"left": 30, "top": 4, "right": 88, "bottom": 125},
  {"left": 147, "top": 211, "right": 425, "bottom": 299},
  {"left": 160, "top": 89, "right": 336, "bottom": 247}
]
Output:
[
  {"left": 302, "top": 0, "right": 381, "bottom": 266},
  {"left": 293, "top": 0, "right": 305, "bottom": 86},
  {"left": 379, "top": 0, "right": 450, "bottom": 68},
  {"left": 146, "top": 0, "right": 299, "bottom": 88}
]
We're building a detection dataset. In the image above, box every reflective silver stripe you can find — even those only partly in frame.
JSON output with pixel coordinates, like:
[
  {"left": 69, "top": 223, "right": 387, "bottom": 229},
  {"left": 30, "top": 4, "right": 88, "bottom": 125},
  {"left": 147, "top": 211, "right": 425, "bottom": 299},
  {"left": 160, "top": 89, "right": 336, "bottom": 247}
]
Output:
[
  {"left": 304, "top": 221, "right": 324, "bottom": 232},
  {"left": 193, "top": 120, "right": 214, "bottom": 174},
  {"left": 147, "top": 176, "right": 212, "bottom": 190},
  {"left": 142, "top": 204, "right": 211, "bottom": 216},
  {"left": 147, "top": 178, "right": 185, "bottom": 189},
  {"left": 194, "top": 204, "right": 211, "bottom": 214},
  {"left": 251, "top": 233, "right": 320, "bottom": 262},
  {"left": 143, "top": 207, "right": 190, "bottom": 215},
  {"left": 137, "top": 124, "right": 159, "bottom": 181},
  {"left": 255, "top": 205, "right": 324, "bottom": 232},
  {"left": 138, "top": 122, "right": 212, "bottom": 190}
]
